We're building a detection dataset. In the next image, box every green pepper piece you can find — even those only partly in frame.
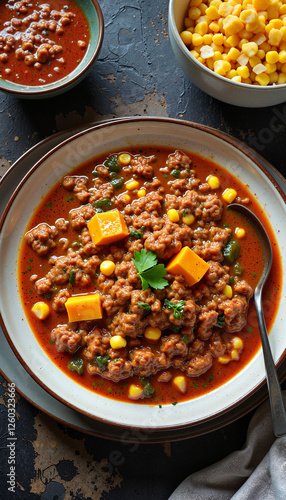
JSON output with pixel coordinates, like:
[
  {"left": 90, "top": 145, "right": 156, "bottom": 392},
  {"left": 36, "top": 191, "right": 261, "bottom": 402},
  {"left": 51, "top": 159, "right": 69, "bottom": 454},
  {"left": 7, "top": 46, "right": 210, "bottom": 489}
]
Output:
[
  {"left": 233, "top": 262, "right": 244, "bottom": 277},
  {"left": 223, "top": 239, "right": 241, "bottom": 264},
  {"left": 93, "top": 198, "right": 112, "bottom": 210},
  {"left": 104, "top": 155, "right": 120, "bottom": 173},
  {"left": 96, "top": 355, "right": 110, "bottom": 371},
  {"left": 170, "top": 169, "right": 180, "bottom": 179},
  {"left": 140, "top": 376, "right": 155, "bottom": 397},
  {"left": 68, "top": 357, "right": 85, "bottom": 375},
  {"left": 111, "top": 177, "right": 124, "bottom": 190}
]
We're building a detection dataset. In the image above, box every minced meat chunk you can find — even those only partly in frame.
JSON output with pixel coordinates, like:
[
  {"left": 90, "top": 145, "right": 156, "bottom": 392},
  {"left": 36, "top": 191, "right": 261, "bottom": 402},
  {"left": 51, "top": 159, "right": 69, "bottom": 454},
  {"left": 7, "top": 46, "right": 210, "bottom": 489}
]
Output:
[
  {"left": 130, "top": 155, "right": 154, "bottom": 178},
  {"left": 69, "top": 205, "right": 95, "bottom": 230},
  {"left": 144, "top": 220, "right": 192, "bottom": 260},
  {"left": 218, "top": 297, "right": 249, "bottom": 332},
  {"left": 51, "top": 324, "right": 84, "bottom": 353},
  {"left": 24, "top": 223, "right": 58, "bottom": 256}
]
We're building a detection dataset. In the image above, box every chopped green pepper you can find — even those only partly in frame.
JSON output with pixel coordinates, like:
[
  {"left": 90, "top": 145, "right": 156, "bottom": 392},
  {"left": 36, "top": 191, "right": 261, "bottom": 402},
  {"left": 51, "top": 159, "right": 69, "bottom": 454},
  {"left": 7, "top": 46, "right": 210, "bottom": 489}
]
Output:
[
  {"left": 104, "top": 155, "right": 120, "bottom": 173},
  {"left": 69, "top": 270, "right": 75, "bottom": 285},
  {"left": 68, "top": 357, "right": 85, "bottom": 375},
  {"left": 223, "top": 239, "right": 240, "bottom": 264},
  {"left": 130, "top": 229, "right": 144, "bottom": 239},
  {"left": 216, "top": 315, "right": 226, "bottom": 327},
  {"left": 140, "top": 376, "right": 155, "bottom": 397},
  {"left": 96, "top": 355, "right": 110, "bottom": 371},
  {"left": 233, "top": 262, "right": 244, "bottom": 277},
  {"left": 170, "top": 169, "right": 180, "bottom": 179},
  {"left": 93, "top": 198, "right": 112, "bottom": 210},
  {"left": 111, "top": 177, "right": 124, "bottom": 190}
]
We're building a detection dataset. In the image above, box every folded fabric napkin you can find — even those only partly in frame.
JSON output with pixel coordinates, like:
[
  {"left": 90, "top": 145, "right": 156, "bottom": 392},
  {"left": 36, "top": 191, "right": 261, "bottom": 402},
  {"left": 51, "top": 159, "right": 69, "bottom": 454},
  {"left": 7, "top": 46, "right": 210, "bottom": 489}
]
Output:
[{"left": 169, "top": 392, "right": 286, "bottom": 500}]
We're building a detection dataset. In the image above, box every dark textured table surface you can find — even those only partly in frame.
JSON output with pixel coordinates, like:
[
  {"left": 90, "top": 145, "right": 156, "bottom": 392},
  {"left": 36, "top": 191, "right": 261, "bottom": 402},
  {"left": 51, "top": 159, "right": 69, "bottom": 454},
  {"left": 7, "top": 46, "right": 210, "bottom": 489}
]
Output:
[{"left": 1, "top": 0, "right": 286, "bottom": 498}]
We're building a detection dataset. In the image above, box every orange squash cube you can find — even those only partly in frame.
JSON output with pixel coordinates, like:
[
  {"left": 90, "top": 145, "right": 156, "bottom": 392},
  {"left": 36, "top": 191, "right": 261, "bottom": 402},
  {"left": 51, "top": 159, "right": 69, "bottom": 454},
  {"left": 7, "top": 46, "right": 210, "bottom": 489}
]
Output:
[
  {"left": 65, "top": 293, "right": 102, "bottom": 322},
  {"left": 87, "top": 209, "right": 129, "bottom": 246},
  {"left": 166, "top": 246, "right": 210, "bottom": 287}
]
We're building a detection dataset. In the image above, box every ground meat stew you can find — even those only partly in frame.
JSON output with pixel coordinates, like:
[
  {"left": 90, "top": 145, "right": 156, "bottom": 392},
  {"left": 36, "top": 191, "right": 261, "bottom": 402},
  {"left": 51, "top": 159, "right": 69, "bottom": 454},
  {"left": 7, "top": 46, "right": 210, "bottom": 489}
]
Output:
[
  {"left": 0, "top": 0, "right": 89, "bottom": 86},
  {"left": 19, "top": 147, "right": 282, "bottom": 405}
]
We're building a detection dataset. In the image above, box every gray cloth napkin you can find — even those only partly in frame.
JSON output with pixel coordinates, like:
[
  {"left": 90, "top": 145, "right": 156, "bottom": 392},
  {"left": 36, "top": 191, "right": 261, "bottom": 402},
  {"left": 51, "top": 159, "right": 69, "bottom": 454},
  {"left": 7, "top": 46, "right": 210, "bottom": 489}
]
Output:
[{"left": 169, "top": 393, "right": 286, "bottom": 500}]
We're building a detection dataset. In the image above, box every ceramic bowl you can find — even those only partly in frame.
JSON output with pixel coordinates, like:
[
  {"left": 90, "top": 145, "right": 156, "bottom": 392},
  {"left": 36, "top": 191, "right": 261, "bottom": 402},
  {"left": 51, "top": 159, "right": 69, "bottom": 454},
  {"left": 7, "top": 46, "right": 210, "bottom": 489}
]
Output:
[
  {"left": 1, "top": 117, "right": 286, "bottom": 431},
  {"left": 168, "top": 0, "right": 286, "bottom": 108},
  {"left": 0, "top": 0, "right": 103, "bottom": 99}
]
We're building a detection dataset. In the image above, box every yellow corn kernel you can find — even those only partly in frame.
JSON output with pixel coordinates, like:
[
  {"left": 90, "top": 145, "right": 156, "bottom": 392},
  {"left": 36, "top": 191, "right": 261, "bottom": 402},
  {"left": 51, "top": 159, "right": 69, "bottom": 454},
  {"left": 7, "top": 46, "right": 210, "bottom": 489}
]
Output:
[
  {"left": 231, "top": 349, "right": 240, "bottom": 360},
  {"left": 214, "top": 59, "right": 232, "bottom": 74},
  {"left": 253, "top": 0, "right": 270, "bottom": 10},
  {"left": 167, "top": 208, "right": 180, "bottom": 222},
  {"left": 232, "top": 4, "right": 242, "bottom": 17},
  {"left": 213, "top": 50, "right": 223, "bottom": 60},
  {"left": 279, "top": 50, "right": 286, "bottom": 63},
  {"left": 190, "top": 0, "right": 203, "bottom": 6},
  {"left": 266, "top": 50, "right": 279, "bottom": 63},
  {"left": 260, "top": 41, "right": 271, "bottom": 52},
  {"left": 110, "top": 335, "right": 127, "bottom": 349},
  {"left": 173, "top": 375, "right": 187, "bottom": 394},
  {"left": 212, "top": 42, "right": 224, "bottom": 53},
  {"left": 232, "top": 336, "right": 243, "bottom": 350},
  {"left": 209, "top": 21, "right": 220, "bottom": 32},
  {"left": 223, "top": 284, "right": 233, "bottom": 298},
  {"left": 240, "top": 9, "right": 259, "bottom": 23},
  {"left": 227, "top": 47, "right": 241, "bottom": 60},
  {"left": 190, "top": 49, "right": 200, "bottom": 58},
  {"left": 277, "top": 73, "right": 286, "bottom": 83},
  {"left": 207, "top": 58, "right": 215, "bottom": 70},
  {"left": 222, "top": 188, "right": 237, "bottom": 203},
  {"left": 182, "top": 213, "right": 195, "bottom": 225},
  {"left": 144, "top": 326, "right": 162, "bottom": 341},
  {"left": 125, "top": 179, "right": 139, "bottom": 190},
  {"left": 185, "top": 17, "right": 194, "bottom": 28},
  {"left": 255, "top": 72, "right": 270, "bottom": 84},
  {"left": 232, "top": 75, "right": 242, "bottom": 81},
  {"left": 226, "top": 69, "right": 238, "bottom": 78},
  {"left": 267, "top": 19, "right": 283, "bottom": 30},
  {"left": 267, "top": 6, "right": 279, "bottom": 20},
  {"left": 237, "top": 65, "right": 250, "bottom": 78},
  {"left": 31, "top": 302, "right": 50, "bottom": 320},
  {"left": 235, "top": 227, "right": 246, "bottom": 238},
  {"left": 203, "top": 33, "right": 213, "bottom": 44},
  {"left": 218, "top": 355, "right": 231, "bottom": 364},
  {"left": 268, "top": 28, "right": 283, "bottom": 45},
  {"left": 219, "top": 3, "right": 233, "bottom": 16},
  {"left": 265, "top": 62, "right": 277, "bottom": 73},
  {"left": 226, "top": 34, "right": 240, "bottom": 46},
  {"left": 207, "top": 175, "right": 220, "bottom": 189},
  {"left": 257, "top": 49, "right": 265, "bottom": 59},
  {"left": 199, "top": 3, "right": 208, "bottom": 15},
  {"left": 100, "top": 260, "right": 116, "bottom": 276},
  {"left": 180, "top": 30, "right": 193, "bottom": 45},
  {"left": 192, "top": 33, "right": 204, "bottom": 46},
  {"left": 121, "top": 193, "right": 131, "bottom": 204},
  {"left": 269, "top": 71, "right": 278, "bottom": 83},
  {"left": 249, "top": 55, "right": 262, "bottom": 67},
  {"left": 242, "top": 41, "right": 259, "bottom": 56},
  {"left": 197, "top": 56, "right": 204, "bottom": 63},
  {"left": 206, "top": 5, "right": 219, "bottom": 19},
  {"left": 137, "top": 188, "right": 146, "bottom": 197},
  {"left": 118, "top": 153, "right": 131, "bottom": 165},
  {"left": 189, "top": 6, "right": 202, "bottom": 19},
  {"left": 195, "top": 22, "right": 208, "bottom": 36},
  {"left": 223, "top": 15, "right": 244, "bottom": 35},
  {"left": 213, "top": 32, "right": 224, "bottom": 45},
  {"left": 128, "top": 384, "right": 143, "bottom": 400},
  {"left": 280, "top": 4, "right": 286, "bottom": 14}
]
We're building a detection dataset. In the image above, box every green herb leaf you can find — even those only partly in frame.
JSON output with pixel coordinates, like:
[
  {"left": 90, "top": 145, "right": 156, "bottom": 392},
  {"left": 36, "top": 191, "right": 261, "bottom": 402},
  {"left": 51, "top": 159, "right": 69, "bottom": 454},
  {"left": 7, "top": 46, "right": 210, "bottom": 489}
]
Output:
[
  {"left": 93, "top": 198, "right": 112, "bottom": 210},
  {"left": 216, "top": 315, "right": 226, "bottom": 327},
  {"left": 140, "top": 376, "right": 155, "bottom": 397},
  {"left": 182, "top": 334, "right": 188, "bottom": 344},
  {"left": 95, "top": 355, "right": 110, "bottom": 371},
  {"left": 104, "top": 155, "right": 120, "bottom": 173},
  {"left": 138, "top": 302, "right": 151, "bottom": 315},
  {"left": 64, "top": 196, "right": 74, "bottom": 202},
  {"left": 172, "top": 401, "right": 178, "bottom": 406},
  {"left": 130, "top": 229, "right": 144, "bottom": 239},
  {"left": 132, "top": 249, "right": 168, "bottom": 291},
  {"left": 44, "top": 292, "right": 52, "bottom": 300},
  {"left": 68, "top": 357, "right": 84, "bottom": 375},
  {"left": 164, "top": 299, "right": 186, "bottom": 319},
  {"left": 170, "top": 169, "right": 180, "bottom": 178},
  {"left": 69, "top": 270, "right": 75, "bottom": 285}
]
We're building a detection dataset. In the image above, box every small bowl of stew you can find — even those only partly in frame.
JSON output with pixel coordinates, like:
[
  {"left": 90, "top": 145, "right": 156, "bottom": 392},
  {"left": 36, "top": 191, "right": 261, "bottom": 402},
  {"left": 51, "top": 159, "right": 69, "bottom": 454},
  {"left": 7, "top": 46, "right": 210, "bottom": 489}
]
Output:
[
  {"left": 0, "top": 0, "right": 104, "bottom": 98},
  {"left": 1, "top": 117, "right": 286, "bottom": 432}
]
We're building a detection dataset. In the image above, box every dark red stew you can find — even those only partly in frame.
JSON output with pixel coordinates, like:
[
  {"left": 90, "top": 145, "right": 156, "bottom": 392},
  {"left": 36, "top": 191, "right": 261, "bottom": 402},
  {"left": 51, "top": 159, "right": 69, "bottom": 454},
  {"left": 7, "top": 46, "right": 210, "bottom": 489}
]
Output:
[
  {"left": 18, "top": 147, "right": 282, "bottom": 405},
  {"left": 0, "top": 0, "right": 89, "bottom": 86}
]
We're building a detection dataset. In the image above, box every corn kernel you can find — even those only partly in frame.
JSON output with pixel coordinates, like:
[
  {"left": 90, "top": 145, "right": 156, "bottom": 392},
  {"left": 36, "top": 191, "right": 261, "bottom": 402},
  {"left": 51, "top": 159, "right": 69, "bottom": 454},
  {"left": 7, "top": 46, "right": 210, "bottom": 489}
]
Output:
[
  {"left": 213, "top": 32, "right": 224, "bottom": 45},
  {"left": 182, "top": 213, "right": 195, "bottom": 225},
  {"left": 209, "top": 21, "right": 220, "bottom": 32},
  {"left": 173, "top": 375, "right": 187, "bottom": 394},
  {"left": 110, "top": 335, "right": 127, "bottom": 349},
  {"left": 218, "top": 355, "right": 231, "bottom": 364},
  {"left": 266, "top": 50, "right": 279, "bottom": 63},
  {"left": 195, "top": 21, "right": 208, "bottom": 35},
  {"left": 189, "top": 6, "right": 202, "bottom": 19},
  {"left": 232, "top": 336, "right": 244, "bottom": 349},
  {"left": 100, "top": 260, "right": 116, "bottom": 276},
  {"left": 268, "top": 28, "right": 283, "bottom": 46},
  {"left": 265, "top": 62, "right": 277, "bottom": 73},
  {"left": 232, "top": 75, "right": 242, "bottom": 81},
  {"left": 207, "top": 175, "right": 220, "bottom": 189},
  {"left": 253, "top": 0, "right": 270, "bottom": 10},
  {"left": 192, "top": 33, "right": 204, "bottom": 46},
  {"left": 31, "top": 302, "right": 50, "bottom": 320},
  {"left": 235, "top": 227, "right": 246, "bottom": 238},
  {"left": 199, "top": 3, "right": 208, "bottom": 14},
  {"left": 279, "top": 50, "right": 286, "bottom": 63},
  {"left": 269, "top": 71, "right": 278, "bottom": 82},
  {"left": 144, "top": 326, "right": 162, "bottom": 341},
  {"left": 125, "top": 179, "right": 139, "bottom": 190},
  {"left": 121, "top": 193, "right": 131, "bottom": 204},
  {"left": 137, "top": 188, "right": 146, "bottom": 197},
  {"left": 214, "top": 59, "right": 232, "bottom": 74},
  {"left": 227, "top": 47, "right": 241, "bottom": 60},
  {"left": 255, "top": 72, "right": 270, "bottom": 84},
  {"left": 237, "top": 64, "right": 250, "bottom": 77},
  {"left": 206, "top": 5, "right": 219, "bottom": 19},
  {"left": 278, "top": 73, "right": 286, "bottom": 83},
  {"left": 222, "top": 188, "right": 237, "bottom": 203},
  {"left": 240, "top": 9, "right": 259, "bottom": 23},
  {"left": 167, "top": 208, "right": 180, "bottom": 222},
  {"left": 219, "top": 3, "right": 233, "bottom": 16},
  {"left": 203, "top": 33, "right": 213, "bottom": 44},
  {"left": 180, "top": 30, "right": 193, "bottom": 45},
  {"left": 118, "top": 153, "right": 131, "bottom": 165},
  {"left": 231, "top": 349, "right": 240, "bottom": 360},
  {"left": 226, "top": 34, "right": 240, "bottom": 46},
  {"left": 223, "top": 284, "right": 233, "bottom": 298},
  {"left": 249, "top": 55, "right": 262, "bottom": 67},
  {"left": 226, "top": 69, "right": 238, "bottom": 78},
  {"left": 190, "top": 0, "right": 203, "bottom": 6},
  {"left": 242, "top": 41, "right": 259, "bottom": 56},
  {"left": 128, "top": 384, "right": 143, "bottom": 400}
]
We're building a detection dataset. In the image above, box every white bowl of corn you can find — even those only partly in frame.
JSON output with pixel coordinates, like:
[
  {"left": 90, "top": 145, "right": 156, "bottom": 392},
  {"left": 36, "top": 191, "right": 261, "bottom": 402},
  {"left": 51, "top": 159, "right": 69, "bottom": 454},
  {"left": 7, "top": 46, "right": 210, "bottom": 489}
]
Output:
[{"left": 169, "top": 0, "right": 286, "bottom": 107}]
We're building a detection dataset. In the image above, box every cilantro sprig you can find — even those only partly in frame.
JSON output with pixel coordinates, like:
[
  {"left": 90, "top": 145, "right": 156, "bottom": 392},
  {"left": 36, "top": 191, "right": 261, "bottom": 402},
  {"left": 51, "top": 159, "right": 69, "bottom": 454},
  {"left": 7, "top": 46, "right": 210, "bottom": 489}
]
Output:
[
  {"left": 164, "top": 299, "right": 186, "bottom": 319},
  {"left": 132, "top": 249, "right": 168, "bottom": 291},
  {"left": 138, "top": 302, "right": 151, "bottom": 316}
]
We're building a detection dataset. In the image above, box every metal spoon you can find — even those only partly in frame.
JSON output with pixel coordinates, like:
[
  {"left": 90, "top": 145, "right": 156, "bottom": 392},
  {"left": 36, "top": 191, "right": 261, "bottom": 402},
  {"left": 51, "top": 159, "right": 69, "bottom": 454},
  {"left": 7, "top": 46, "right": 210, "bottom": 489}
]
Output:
[{"left": 229, "top": 203, "right": 286, "bottom": 437}]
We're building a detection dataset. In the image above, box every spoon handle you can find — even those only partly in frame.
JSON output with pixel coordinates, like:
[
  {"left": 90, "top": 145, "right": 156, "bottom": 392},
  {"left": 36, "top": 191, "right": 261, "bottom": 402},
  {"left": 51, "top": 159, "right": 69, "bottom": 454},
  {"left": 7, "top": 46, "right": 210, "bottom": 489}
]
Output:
[{"left": 254, "top": 292, "right": 286, "bottom": 437}]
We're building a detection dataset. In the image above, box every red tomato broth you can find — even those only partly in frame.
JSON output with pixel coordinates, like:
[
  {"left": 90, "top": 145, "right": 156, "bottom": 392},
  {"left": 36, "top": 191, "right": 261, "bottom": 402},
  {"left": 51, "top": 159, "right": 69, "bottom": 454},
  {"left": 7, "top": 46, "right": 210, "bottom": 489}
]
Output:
[
  {"left": 0, "top": 0, "right": 89, "bottom": 86},
  {"left": 18, "top": 146, "right": 282, "bottom": 406}
]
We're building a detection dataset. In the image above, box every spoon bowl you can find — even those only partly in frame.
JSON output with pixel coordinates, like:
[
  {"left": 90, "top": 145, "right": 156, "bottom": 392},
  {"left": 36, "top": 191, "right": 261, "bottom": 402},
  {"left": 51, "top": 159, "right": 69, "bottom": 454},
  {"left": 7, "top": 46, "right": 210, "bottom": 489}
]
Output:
[{"left": 229, "top": 203, "right": 286, "bottom": 437}]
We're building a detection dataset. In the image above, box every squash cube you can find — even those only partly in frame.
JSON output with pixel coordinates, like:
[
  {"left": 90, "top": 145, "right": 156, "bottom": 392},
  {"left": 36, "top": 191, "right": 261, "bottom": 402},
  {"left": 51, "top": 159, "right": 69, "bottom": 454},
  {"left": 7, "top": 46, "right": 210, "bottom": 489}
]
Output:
[
  {"left": 87, "top": 209, "right": 129, "bottom": 246},
  {"left": 166, "top": 246, "right": 210, "bottom": 287},
  {"left": 65, "top": 293, "right": 102, "bottom": 322}
]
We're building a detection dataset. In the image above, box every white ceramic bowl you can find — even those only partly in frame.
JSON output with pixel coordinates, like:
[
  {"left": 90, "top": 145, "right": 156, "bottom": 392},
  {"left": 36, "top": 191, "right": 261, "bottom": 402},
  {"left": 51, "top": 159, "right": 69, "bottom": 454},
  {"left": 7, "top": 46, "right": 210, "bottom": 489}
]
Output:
[
  {"left": 1, "top": 117, "right": 286, "bottom": 431},
  {"left": 168, "top": 0, "right": 286, "bottom": 108}
]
